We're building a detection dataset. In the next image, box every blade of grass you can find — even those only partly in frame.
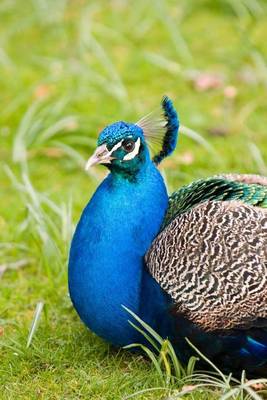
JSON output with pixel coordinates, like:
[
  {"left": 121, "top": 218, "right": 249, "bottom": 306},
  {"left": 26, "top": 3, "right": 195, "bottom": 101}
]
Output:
[
  {"left": 126, "top": 320, "right": 161, "bottom": 352},
  {"left": 26, "top": 302, "right": 44, "bottom": 348},
  {"left": 124, "top": 343, "right": 165, "bottom": 386},
  {"left": 122, "top": 306, "right": 164, "bottom": 346}
]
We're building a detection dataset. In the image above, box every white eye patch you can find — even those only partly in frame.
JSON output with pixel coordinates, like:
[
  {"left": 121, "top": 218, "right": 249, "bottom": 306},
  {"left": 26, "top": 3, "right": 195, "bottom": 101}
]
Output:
[
  {"left": 123, "top": 137, "right": 141, "bottom": 161},
  {"left": 109, "top": 140, "right": 123, "bottom": 154}
]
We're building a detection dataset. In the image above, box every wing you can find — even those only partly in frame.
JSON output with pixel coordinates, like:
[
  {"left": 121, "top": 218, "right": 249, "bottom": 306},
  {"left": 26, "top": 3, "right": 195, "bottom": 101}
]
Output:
[
  {"left": 146, "top": 199, "right": 267, "bottom": 332},
  {"left": 163, "top": 174, "right": 267, "bottom": 230}
]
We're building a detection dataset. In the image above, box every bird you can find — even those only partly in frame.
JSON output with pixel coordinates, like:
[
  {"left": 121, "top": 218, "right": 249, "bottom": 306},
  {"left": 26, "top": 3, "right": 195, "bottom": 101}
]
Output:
[{"left": 68, "top": 96, "right": 267, "bottom": 377}]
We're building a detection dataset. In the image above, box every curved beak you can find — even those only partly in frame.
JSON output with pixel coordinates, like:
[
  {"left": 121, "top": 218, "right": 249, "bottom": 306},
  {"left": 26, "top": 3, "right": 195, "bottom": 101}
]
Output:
[{"left": 85, "top": 144, "right": 114, "bottom": 170}]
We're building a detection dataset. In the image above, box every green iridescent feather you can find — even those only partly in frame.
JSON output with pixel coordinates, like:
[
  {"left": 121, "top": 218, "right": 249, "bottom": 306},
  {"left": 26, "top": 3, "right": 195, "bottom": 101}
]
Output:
[{"left": 163, "top": 174, "right": 267, "bottom": 230}]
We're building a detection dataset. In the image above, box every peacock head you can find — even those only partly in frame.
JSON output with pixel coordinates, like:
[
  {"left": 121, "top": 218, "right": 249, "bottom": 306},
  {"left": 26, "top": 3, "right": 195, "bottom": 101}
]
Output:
[{"left": 85, "top": 96, "right": 179, "bottom": 177}]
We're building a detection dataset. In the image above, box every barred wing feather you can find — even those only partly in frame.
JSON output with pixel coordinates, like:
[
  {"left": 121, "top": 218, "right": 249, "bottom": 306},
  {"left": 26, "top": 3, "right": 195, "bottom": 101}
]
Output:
[{"left": 146, "top": 175, "right": 267, "bottom": 332}]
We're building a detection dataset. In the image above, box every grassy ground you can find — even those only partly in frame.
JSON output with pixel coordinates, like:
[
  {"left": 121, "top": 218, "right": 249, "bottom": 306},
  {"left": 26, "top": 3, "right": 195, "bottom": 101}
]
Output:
[{"left": 1, "top": 0, "right": 267, "bottom": 399}]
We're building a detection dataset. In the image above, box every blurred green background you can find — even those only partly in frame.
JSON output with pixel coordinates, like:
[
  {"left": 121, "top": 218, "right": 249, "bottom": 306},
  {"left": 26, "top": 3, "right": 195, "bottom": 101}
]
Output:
[{"left": 1, "top": 1, "right": 267, "bottom": 399}]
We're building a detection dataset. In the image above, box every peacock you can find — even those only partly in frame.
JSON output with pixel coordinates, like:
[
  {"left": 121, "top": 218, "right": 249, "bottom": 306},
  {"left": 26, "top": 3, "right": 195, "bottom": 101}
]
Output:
[{"left": 68, "top": 97, "right": 267, "bottom": 377}]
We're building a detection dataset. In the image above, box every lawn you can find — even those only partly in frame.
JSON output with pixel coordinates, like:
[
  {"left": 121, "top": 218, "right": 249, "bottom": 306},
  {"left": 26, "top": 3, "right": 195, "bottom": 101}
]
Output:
[{"left": 1, "top": 0, "right": 267, "bottom": 399}]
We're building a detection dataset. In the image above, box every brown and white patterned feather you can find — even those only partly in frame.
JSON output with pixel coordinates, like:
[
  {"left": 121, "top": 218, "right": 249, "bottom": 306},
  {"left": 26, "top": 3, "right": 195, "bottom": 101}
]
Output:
[{"left": 145, "top": 200, "right": 267, "bottom": 331}]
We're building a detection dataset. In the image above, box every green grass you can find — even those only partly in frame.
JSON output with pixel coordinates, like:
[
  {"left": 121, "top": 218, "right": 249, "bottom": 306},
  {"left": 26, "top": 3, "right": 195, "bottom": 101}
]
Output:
[{"left": 1, "top": 0, "right": 267, "bottom": 398}]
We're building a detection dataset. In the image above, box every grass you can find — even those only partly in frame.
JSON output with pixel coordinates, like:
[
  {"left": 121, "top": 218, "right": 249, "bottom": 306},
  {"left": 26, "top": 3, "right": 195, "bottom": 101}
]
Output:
[
  {"left": 1, "top": 0, "right": 267, "bottom": 398},
  {"left": 123, "top": 308, "right": 267, "bottom": 400}
]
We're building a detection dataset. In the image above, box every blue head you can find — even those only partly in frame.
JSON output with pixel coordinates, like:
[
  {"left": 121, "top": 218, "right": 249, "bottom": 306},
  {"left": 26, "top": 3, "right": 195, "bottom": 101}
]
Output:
[{"left": 85, "top": 96, "right": 179, "bottom": 179}]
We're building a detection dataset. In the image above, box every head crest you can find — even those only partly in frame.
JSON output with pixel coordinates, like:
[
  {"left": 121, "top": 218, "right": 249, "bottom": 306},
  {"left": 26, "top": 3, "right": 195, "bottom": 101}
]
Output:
[{"left": 136, "top": 96, "right": 179, "bottom": 165}]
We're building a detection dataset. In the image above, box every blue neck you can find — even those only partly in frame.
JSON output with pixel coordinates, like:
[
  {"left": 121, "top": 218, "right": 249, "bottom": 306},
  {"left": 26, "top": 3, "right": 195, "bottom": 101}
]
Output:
[{"left": 69, "top": 160, "right": 171, "bottom": 346}]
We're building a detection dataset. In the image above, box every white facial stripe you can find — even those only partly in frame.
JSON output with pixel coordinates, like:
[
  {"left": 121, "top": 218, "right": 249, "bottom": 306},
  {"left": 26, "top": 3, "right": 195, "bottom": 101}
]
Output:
[
  {"left": 123, "top": 137, "right": 141, "bottom": 161},
  {"left": 110, "top": 140, "right": 123, "bottom": 154}
]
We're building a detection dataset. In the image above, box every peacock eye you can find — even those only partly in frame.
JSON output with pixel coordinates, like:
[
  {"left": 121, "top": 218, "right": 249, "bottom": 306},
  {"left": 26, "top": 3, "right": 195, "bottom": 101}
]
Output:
[{"left": 122, "top": 139, "right": 135, "bottom": 153}]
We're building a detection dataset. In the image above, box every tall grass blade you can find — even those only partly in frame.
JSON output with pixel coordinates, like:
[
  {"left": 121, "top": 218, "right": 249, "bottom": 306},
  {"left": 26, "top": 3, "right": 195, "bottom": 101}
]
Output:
[
  {"left": 125, "top": 343, "right": 165, "bottom": 385},
  {"left": 27, "top": 302, "right": 44, "bottom": 348},
  {"left": 186, "top": 338, "right": 229, "bottom": 385},
  {"left": 126, "top": 320, "right": 161, "bottom": 352},
  {"left": 122, "top": 306, "right": 164, "bottom": 346},
  {"left": 248, "top": 142, "right": 267, "bottom": 175},
  {"left": 180, "top": 125, "right": 216, "bottom": 154}
]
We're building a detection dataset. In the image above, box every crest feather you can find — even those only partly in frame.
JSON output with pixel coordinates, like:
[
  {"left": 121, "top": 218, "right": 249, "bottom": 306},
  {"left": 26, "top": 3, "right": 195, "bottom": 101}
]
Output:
[{"left": 136, "top": 96, "right": 179, "bottom": 165}]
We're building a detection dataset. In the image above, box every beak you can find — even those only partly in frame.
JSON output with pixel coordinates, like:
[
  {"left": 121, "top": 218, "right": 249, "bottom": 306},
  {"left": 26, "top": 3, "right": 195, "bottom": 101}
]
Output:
[{"left": 85, "top": 144, "right": 114, "bottom": 170}]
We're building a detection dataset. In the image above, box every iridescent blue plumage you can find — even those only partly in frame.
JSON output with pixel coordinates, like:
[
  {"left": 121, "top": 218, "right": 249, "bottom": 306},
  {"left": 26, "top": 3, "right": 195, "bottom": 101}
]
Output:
[
  {"left": 69, "top": 160, "right": 171, "bottom": 345},
  {"left": 68, "top": 97, "right": 267, "bottom": 377},
  {"left": 98, "top": 122, "right": 144, "bottom": 148}
]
